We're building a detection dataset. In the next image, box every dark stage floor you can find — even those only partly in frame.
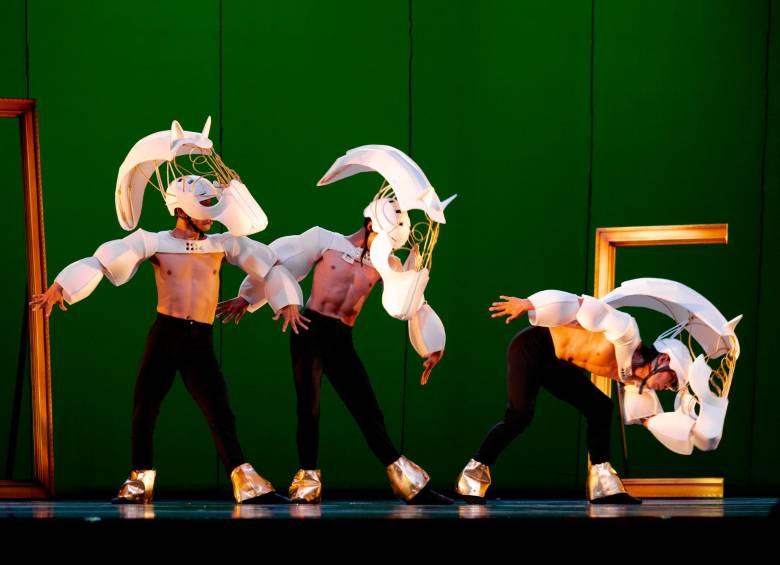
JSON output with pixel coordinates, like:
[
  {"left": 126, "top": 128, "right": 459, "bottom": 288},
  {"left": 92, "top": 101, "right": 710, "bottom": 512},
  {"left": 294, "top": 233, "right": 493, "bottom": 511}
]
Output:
[
  {"left": 1, "top": 497, "right": 776, "bottom": 520},
  {"left": 2, "top": 498, "right": 777, "bottom": 553}
]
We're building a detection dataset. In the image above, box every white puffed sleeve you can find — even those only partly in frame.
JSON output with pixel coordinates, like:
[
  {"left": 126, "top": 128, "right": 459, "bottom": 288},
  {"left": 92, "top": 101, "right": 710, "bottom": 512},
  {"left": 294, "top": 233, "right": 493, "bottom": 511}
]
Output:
[
  {"left": 408, "top": 303, "right": 446, "bottom": 357},
  {"left": 237, "top": 227, "right": 333, "bottom": 313},
  {"left": 54, "top": 229, "right": 158, "bottom": 304}
]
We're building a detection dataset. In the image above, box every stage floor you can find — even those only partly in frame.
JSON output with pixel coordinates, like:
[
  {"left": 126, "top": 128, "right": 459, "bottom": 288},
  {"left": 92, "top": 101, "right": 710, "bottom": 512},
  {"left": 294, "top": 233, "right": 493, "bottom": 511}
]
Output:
[
  {"left": 3, "top": 498, "right": 776, "bottom": 552},
  {"left": 1, "top": 497, "right": 776, "bottom": 520}
]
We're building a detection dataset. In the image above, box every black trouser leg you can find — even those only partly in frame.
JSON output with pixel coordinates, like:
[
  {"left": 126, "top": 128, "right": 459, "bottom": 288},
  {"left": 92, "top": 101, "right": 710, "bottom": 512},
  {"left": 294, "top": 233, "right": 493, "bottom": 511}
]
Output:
[
  {"left": 290, "top": 325, "right": 324, "bottom": 469},
  {"left": 178, "top": 323, "right": 245, "bottom": 475},
  {"left": 541, "top": 362, "right": 613, "bottom": 464},
  {"left": 473, "top": 326, "right": 545, "bottom": 465},
  {"left": 131, "top": 319, "right": 178, "bottom": 470},
  {"left": 323, "top": 335, "right": 401, "bottom": 467},
  {"left": 473, "top": 325, "right": 613, "bottom": 466}
]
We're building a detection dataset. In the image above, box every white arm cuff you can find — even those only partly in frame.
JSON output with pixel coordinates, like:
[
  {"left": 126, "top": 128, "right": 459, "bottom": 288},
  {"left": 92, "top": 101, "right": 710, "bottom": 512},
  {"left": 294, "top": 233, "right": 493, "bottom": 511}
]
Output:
[
  {"left": 409, "top": 303, "right": 446, "bottom": 358},
  {"left": 265, "top": 265, "right": 304, "bottom": 313},
  {"left": 54, "top": 257, "right": 104, "bottom": 304},
  {"left": 527, "top": 290, "right": 581, "bottom": 326},
  {"left": 94, "top": 229, "right": 157, "bottom": 286}
]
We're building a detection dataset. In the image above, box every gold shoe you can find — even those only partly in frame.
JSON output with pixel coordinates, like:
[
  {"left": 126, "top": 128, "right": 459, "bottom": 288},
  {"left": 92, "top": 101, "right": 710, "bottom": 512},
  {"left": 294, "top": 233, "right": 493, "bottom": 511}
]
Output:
[
  {"left": 386, "top": 455, "right": 430, "bottom": 501},
  {"left": 112, "top": 469, "right": 156, "bottom": 504},
  {"left": 288, "top": 469, "right": 322, "bottom": 503},
  {"left": 231, "top": 463, "right": 275, "bottom": 503},
  {"left": 455, "top": 459, "right": 491, "bottom": 503}
]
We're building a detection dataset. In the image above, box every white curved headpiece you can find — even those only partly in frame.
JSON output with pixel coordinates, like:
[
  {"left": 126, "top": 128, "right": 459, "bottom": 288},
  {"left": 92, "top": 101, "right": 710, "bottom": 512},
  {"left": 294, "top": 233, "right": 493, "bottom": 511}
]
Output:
[
  {"left": 317, "top": 145, "right": 455, "bottom": 320},
  {"left": 115, "top": 117, "right": 268, "bottom": 236},
  {"left": 604, "top": 278, "right": 741, "bottom": 455},
  {"left": 603, "top": 277, "right": 741, "bottom": 359},
  {"left": 317, "top": 144, "right": 456, "bottom": 225}
]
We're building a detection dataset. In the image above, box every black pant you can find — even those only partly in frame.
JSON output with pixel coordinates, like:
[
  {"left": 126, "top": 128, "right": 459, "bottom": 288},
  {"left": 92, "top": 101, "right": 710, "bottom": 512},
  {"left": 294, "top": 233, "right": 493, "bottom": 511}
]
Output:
[
  {"left": 474, "top": 325, "right": 613, "bottom": 466},
  {"left": 132, "top": 313, "right": 245, "bottom": 475},
  {"left": 290, "top": 309, "right": 401, "bottom": 469}
]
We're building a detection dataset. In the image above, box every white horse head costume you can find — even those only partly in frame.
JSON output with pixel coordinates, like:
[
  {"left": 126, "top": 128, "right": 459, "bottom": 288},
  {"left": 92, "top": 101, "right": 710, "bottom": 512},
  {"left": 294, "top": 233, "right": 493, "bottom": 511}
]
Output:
[
  {"left": 115, "top": 117, "right": 268, "bottom": 236},
  {"left": 603, "top": 278, "right": 742, "bottom": 455},
  {"left": 317, "top": 145, "right": 456, "bottom": 320}
]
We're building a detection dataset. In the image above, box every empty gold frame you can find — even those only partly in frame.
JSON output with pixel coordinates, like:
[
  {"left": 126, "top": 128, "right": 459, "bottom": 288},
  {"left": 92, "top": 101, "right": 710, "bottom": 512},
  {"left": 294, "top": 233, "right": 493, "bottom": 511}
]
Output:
[
  {"left": 0, "top": 99, "right": 54, "bottom": 498},
  {"left": 592, "top": 224, "right": 728, "bottom": 498}
]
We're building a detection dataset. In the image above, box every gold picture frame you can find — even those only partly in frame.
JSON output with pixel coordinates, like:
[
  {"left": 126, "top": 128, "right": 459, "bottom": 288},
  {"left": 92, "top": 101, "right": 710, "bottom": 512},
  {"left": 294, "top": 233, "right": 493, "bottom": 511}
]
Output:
[
  {"left": 591, "top": 224, "right": 728, "bottom": 498},
  {"left": 0, "top": 98, "right": 54, "bottom": 498}
]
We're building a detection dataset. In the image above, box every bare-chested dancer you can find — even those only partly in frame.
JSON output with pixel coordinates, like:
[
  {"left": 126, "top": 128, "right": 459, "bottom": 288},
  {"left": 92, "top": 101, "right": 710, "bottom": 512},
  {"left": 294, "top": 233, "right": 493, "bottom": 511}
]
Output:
[
  {"left": 30, "top": 201, "right": 304, "bottom": 504},
  {"left": 218, "top": 217, "right": 451, "bottom": 504},
  {"left": 455, "top": 291, "right": 680, "bottom": 505}
]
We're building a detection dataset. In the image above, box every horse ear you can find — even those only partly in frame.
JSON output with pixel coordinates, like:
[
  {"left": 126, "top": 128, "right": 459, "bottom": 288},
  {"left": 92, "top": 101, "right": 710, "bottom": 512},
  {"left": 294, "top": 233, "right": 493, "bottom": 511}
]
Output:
[
  {"left": 171, "top": 120, "right": 185, "bottom": 140},
  {"left": 201, "top": 116, "right": 212, "bottom": 138},
  {"left": 726, "top": 315, "right": 742, "bottom": 333}
]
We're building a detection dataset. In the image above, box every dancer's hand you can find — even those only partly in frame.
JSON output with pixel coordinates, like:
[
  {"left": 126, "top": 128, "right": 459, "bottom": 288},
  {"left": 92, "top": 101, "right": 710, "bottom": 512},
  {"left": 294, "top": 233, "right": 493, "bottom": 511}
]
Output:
[
  {"left": 274, "top": 304, "right": 310, "bottom": 334},
  {"left": 489, "top": 296, "right": 532, "bottom": 324},
  {"left": 217, "top": 296, "right": 250, "bottom": 324},
  {"left": 29, "top": 282, "right": 67, "bottom": 317},
  {"left": 421, "top": 350, "right": 444, "bottom": 385}
]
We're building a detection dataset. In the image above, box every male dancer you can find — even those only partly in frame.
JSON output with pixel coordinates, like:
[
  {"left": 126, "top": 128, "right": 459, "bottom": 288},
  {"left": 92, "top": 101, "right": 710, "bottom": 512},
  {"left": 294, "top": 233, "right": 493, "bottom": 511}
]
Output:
[
  {"left": 219, "top": 145, "right": 455, "bottom": 504},
  {"left": 30, "top": 119, "right": 304, "bottom": 504},
  {"left": 455, "top": 283, "right": 739, "bottom": 504}
]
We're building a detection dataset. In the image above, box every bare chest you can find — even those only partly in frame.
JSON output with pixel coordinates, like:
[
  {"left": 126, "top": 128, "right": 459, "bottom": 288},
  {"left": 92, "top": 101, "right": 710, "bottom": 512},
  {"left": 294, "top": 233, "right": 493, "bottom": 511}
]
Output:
[
  {"left": 550, "top": 326, "right": 617, "bottom": 369},
  {"left": 315, "top": 250, "right": 381, "bottom": 294},
  {"left": 152, "top": 252, "right": 224, "bottom": 281}
]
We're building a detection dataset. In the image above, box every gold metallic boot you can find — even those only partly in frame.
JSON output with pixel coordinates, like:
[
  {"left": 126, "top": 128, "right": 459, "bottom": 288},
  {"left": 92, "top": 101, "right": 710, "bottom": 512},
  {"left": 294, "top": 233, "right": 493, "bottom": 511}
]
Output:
[
  {"left": 587, "top": 462, "right": 641, "bottom": 504},
  {"left": 111, "top": 469, "right": 156, "bottom": 504},
  {"left": 231, "top": 463, "right": 283, "bottom": 504},
  {"left": 288, "top": 469, "right": 322, "bottom": 503},
  {"left": 455, "top": 459, "right": 491, "bottom": 504},
  {"left": 386, "top": 455, "right": 430, "bottom": 501}
]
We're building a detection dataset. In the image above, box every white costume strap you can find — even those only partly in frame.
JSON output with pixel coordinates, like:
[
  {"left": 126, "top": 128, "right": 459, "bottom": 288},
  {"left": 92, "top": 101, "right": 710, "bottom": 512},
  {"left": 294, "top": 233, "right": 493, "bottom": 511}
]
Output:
[
  {"left": 55, "top": 229, "right": 158, "bottom": 304},
  {"left": 155, "top": 230, "right": 228, "bottom": 254},
  {"left": 528, "top": 290, "right": 641, "bottom": 381},
  {"left": 408, "top": 303, "right": 446, "bottom": 357}
]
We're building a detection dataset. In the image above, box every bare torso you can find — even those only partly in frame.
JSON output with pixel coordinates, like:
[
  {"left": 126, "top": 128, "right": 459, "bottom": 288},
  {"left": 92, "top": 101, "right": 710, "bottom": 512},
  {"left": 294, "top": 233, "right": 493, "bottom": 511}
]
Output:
[
  {"left": 549, "top": 325, "right": 620, "bottom": 380},
  {"left": 152, "top": 252, "right": 224, "bottom": 324},
  {"left": 306, "top": 249, "right": 381, "bottom": 326}
]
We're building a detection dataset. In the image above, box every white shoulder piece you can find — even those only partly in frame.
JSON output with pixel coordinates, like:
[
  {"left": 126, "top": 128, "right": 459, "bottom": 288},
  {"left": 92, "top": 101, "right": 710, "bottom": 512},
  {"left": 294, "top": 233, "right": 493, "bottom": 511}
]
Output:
[
  {"left": 575, "top": 295, "right": 640, "bottom": 382},
  {"left": 270, "top": 226, "right": 336, "bottom": 281},
  {"left": 54, "top": 229, "right": 158, "bottom": 304},
  {"left": 527, "top": 290, "right": 581, "bottom": 326},
  {"left": 408, "top": 303, "right": 446, "bottom": 357},
  {"left": 94, "top": 229, "right": 158, "bottom": 286}
]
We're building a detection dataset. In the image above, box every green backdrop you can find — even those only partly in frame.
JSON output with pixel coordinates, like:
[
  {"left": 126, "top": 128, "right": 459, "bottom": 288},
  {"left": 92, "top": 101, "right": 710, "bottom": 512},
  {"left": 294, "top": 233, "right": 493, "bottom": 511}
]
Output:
[{"left": 0, "top": 0, "right": 776, "bottom": 497}]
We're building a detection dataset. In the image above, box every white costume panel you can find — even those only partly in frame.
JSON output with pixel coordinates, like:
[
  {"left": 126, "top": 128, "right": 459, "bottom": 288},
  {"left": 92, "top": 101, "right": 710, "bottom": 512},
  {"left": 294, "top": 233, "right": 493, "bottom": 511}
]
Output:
[
  {"left": 238, "top": 227, "right": 445, "bottom": 356},
  {"left": 527, "top": 290, "right": 641, "bottom": 382},
  {"left": 54, "top": 230, "right": 298, "bottom": 312}
]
